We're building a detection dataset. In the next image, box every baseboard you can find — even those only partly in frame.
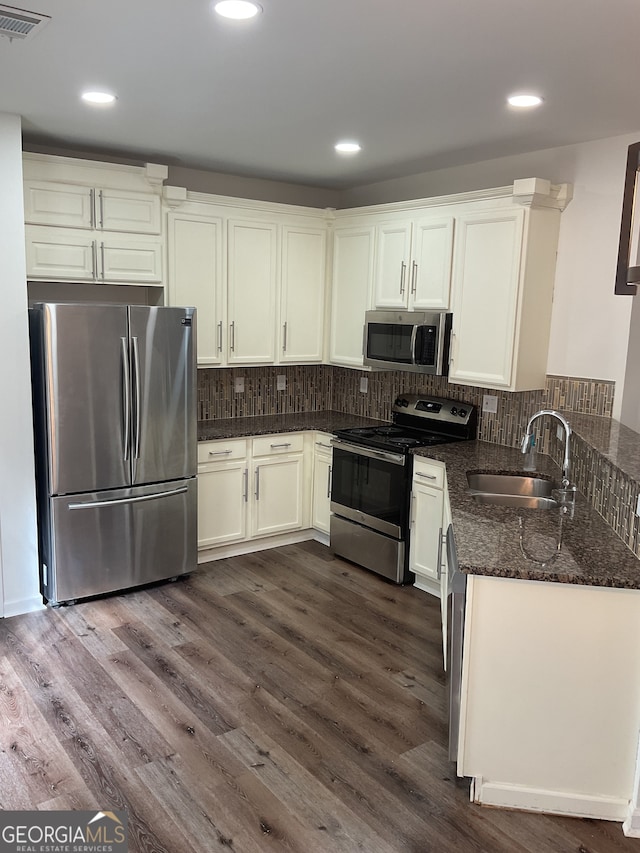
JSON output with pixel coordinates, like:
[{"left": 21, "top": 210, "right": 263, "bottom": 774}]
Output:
[
  {"left": 3, "top": 595, "right": 46, "bottom": 618},
  {"left": 473, "top": 777, "right": 628, "bottom": 822},
  {"left": 312, "top": 530, "right": 330, "bottom": 547},
  {"left": 623, "top": 810, "right": 640, "bottom": 837},
  {"left": 413, "top": 574, "right": 441, "bottom": 598},
  {"left": 198, "top": 529, "right": 316, "bottom": 563}
]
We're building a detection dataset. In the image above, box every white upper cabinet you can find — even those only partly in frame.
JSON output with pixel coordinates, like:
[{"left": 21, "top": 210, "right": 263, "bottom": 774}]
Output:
[
  {"left": 227, "top": 219, "right": 278, "bottom": 365},
  {"left": 279, "top": 225, "right": 326, "bottom": 363},
  {"left": 167, "top": 210, "right": 225, "bottom": 365},
  {"left": 329, "top": 224, "right": 375, "bottom": 367},
  {"left": 24, "top": 182, "right": 162, "bottom": 234},
  {"left": 22, "top": 154, "right": 167, "bottom": 286},
  {"left": 373, "top": 215, "right": 454, "bottom": 311},
  {"left": 449, "top": 179, "right": 567, "bottom": 391}
]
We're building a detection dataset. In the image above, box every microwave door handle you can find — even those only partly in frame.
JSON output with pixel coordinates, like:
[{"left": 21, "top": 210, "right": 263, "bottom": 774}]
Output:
[
  {"left": 435, "top": 313, "right": 446, "bottom": 374},
  {"left": 410, "top": 324, "right": 419, "bottom": 365}
]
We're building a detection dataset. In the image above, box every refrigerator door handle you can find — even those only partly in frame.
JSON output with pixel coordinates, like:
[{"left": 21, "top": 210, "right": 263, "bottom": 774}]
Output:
[
  {"left": 132, "top": 336, "right": 141, "bottom": 461},
  {"left": 121, "top": 337, "right": 131, "bottom": 461},
  {"left": 68, "top": 486, "right": 188, "bottom": 510}
]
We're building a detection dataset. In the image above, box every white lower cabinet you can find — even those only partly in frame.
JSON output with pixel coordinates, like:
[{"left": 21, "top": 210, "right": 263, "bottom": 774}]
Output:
[
  {"left": 410, "top": 457, "right": 446, "bottom": 587},
  {"left": 197, "top": 432, "right": 309, "bottom": 553},
  {"left": 311, "top": 432, "right": 333, "bottom": 534}
]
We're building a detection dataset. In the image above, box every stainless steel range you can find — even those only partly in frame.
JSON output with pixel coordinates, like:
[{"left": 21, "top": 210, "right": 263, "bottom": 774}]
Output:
[{"left": 330, "top": 394, "right": 477, "bottom": 584}]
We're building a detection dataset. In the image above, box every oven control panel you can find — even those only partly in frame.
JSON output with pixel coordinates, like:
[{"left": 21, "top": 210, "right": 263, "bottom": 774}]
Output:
[{"left": 392, "top": 394, "right": 474, "bottom": 426}]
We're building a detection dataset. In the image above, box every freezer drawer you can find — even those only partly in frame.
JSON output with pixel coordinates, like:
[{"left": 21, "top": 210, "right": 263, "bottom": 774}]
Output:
[{"left": 44, "top": 478, "right": 196, "bottom": 604}]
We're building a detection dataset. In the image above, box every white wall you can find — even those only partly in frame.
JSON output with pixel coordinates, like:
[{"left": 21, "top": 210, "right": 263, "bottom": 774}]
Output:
[
  {"left": 341, "top": 132, "right": 640, "bottom": 419},
  {"left": 0, "top": 113, "right": 42, "bottom": 617}
]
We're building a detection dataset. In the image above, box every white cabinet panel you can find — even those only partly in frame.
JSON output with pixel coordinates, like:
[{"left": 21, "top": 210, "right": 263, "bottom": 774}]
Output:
[
  {"left": 312, "top": 434, "right": 333, "bottom": 534},
  {"left": 449, "top": 209, "right": 524, "bottom": 389},
  {"left": 329, "top": 225, "right": 375, "bottom": 367},
  {"left": 280, "top": 225, "right": 326, "bottom": 363},
  {"left": 24, "top": 180, "right": 161, "bottom": 234},
  {"left": 198, "top": 462, "right": 247, "bottom": 547},
  {"left": 372, "top": 216, "right": 453, "bottom": 311},
  {"left": 251, "top": 456, "right": 304, "bottom": 537},
  {"left": 25, "top": 226, "right": 94, "bottom": 281},
  {"left": 168, "top": 213, "right": 225, "bottom": 365},
  {"left": 227, "top": 220, "right": 278, "bottom": 364},
  {"left": 410, "top": 481, "right": 444, "bottom": 583},
  {"left": 24, "top": 182, "right": 93, "bottom": 229},
  {"left": 100, "top": 237, "right": 163, "bottom": 283}
]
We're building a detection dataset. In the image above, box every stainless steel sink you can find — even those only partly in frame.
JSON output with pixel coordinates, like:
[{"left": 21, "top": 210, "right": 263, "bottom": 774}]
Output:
[{"left": 466, "top": 472, "right": 558, "bottom": 509}]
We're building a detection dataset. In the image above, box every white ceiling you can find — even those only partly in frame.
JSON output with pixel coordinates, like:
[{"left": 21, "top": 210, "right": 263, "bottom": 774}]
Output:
[{"left": 1, "top": 0, "right": 640, "bottom": 189}]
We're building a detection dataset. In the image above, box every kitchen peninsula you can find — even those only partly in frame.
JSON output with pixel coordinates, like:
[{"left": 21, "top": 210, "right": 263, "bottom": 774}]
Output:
[{"left": 420, "top": 437, "right": 640, "bottom": 827}]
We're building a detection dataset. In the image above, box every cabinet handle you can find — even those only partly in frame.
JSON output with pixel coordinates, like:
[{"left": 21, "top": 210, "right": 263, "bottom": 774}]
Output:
[
  {"left": 243, "top": 468, "right": 248, "bottom": 502},
  {"left": 89, "top": 188, "right": 95, "bottom": 229},
  {"left": 410, "top": 494, "right": 416, "bottom": 527},
  {"left": 255, "top": 467, "right": 260, "bottom": 501},
  {"left": 208, "top": 449, "right": 233, "bottom": 456},
  {"left": 400, "top": 261, "right": 407, "bottom": 295},
  {"left": 436, "top": 526, "right": 443, "bottom": 580},
  {"left": 415, "top": 471, "right": 438, "bottom": 480},
  {"left": 315, "top": 442, "right": 332, "bottom": 449},
  {"left": 100, "top": 241, "right": 105, "bottom": 279},
  {"left": 327, "top": 465, "right": 332, "bottom": 499},
  {"left": 217, "top": 321, "right": 223, "bottom": 353},
  {"left": 230, "top": 321, "right": 235, "bottom": 352},
  {"left": 91, "top": 240, "right": 98, "bottom": 279},
  {"left": 99, "top": 190, "right": 104, "bottom": 228},
  {"left": 282, "top": 321, "right": 288, "bottom": 352},
  {"left": 270, "top": 442, "right": 292, "bottom": 449},
  {"left": 411, "top": 260, "right": 418, "bottom": 295}
]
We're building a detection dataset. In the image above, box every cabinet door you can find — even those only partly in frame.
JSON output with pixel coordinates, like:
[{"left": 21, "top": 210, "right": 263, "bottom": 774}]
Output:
[
  {"left": 251, "top": 456, "right": 303, "bottom": 537},
  {"left": 410, "top": 216, "right": 454, "bottom": 310},
  {"left": 99, "top": 236, "right": 163, "bottom": 283},
  {"left": 168, "top": 214, "right": 225, "bottom": 365},
  {"left": 440, "top": 487, "right": 452, "bottom": 671},
  {"left": 24, "top": 181, "right": 93, "bottom": 229},
  {"left": 312, "top": 449, "right": 332, "bottom": 533},
  {"left": 227, "top": 220, "right": 277, "bottom": 364},
  {"left": 280, "top": 225, "right": 326, "bottom": 363},
  {"left": 409, "top": 482, "right": 444, "bottom": 581},
  {"left": 373, "top": 221, "right": 411, "bottom": 309},
  {"left": 197, "top": 462, "right": 247, "bottom": 548},
  {"left": 329, "top": 225, "right": 375, "bottom": 367},
  {"left": 98, "top": 189, "right": 162, "bottom": 235},
  {"left": 449, "top": 209, "right": 524, "bottom": 389},
  {"left": 25, "top": 225, "right": 95, "bottom": 280}
]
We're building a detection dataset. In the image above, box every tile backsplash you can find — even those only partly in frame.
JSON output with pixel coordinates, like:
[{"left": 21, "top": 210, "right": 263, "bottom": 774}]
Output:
[{"left": 198, "top": 366, "right": 614, "bottom": 450}]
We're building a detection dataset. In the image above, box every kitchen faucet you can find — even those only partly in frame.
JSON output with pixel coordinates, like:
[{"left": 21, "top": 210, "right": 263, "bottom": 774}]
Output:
[{"left": 521, "top": 410, "right": 572, "bottom": 488}]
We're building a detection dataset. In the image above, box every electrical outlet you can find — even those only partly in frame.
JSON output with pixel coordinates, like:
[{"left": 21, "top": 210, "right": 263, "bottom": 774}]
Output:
[
  {"left": 277, "top": 374, "right": 286, "bottom": 391},
  {"left": 234, "top": 377, "right": 244, "bottom": 393},
  {"left": 360, "top": 376, "right": 368, "bottom": 394},
  {"left": 482, "top": 394, "right": 498, "bottom": 414}
]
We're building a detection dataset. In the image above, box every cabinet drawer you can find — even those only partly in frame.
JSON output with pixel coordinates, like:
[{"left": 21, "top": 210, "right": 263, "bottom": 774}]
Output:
[
  {"left": 412, "top": 457, "right": 445, "bottom": 489},
  {"left": 198, "top": 438, "right": 247, "bottom": 465},
  {"left": 314, "top": 432, "right": 334, "bottom": 454},
  {"left": 252, "top": 433, "right": 304, "bottom": 457}
]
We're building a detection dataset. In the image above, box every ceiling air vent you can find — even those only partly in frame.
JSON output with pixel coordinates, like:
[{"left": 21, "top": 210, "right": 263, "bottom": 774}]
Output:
[{"left": 0, "top": 4, "right": 50, "bottom": 41}]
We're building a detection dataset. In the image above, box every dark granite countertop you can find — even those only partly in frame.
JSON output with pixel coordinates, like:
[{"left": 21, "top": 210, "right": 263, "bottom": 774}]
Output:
[
  {"left": 416, "top": 441, "right": 640, "bottom": 590},
  {"left": 198, "top": 410, "right": 385, "bottom": 441}
]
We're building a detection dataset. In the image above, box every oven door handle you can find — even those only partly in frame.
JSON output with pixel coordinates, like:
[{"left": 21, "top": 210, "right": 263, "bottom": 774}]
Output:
[{"left": 331, "top": 439, "right": 406, "bottom": 466}]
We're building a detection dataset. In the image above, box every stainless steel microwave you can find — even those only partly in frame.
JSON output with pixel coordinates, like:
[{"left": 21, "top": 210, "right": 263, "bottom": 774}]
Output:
[{"left": 363, "top": 310, "right": 452, "bottom": 374}]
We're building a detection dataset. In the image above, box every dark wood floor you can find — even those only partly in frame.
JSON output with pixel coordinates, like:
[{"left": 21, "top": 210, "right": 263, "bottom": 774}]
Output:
[{"left": 1, "top": 541, "right": 638, "bottom": 852}]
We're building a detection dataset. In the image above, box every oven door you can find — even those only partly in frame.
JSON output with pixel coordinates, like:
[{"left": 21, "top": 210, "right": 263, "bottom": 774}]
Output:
[{"left": 330, "top": 440, "right": 408, "bottom": 537}]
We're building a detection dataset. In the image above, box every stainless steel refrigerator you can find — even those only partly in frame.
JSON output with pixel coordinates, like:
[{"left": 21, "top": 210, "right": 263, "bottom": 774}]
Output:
[{"left": 29, "top": 302, "right": 197, "bottom": 606}]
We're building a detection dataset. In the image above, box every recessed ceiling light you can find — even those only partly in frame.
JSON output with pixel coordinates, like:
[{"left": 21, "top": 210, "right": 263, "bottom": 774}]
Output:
[
  {"left": 507, "top": 93, "right": 543, "bottom": 108},
  {"left": 81, "top": 91, "right": 117, "bottom": 106},
  {"left": 335, "top": 141, "right": 362, "bottom": 154},
  {"left": 214, "top": 1, "right": 261, "bottom": 19}
]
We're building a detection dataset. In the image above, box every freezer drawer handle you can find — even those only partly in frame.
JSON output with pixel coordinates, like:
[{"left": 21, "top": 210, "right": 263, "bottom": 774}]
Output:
[{"left": 68, "top": 486, "right": 188, "bottom": 510}]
